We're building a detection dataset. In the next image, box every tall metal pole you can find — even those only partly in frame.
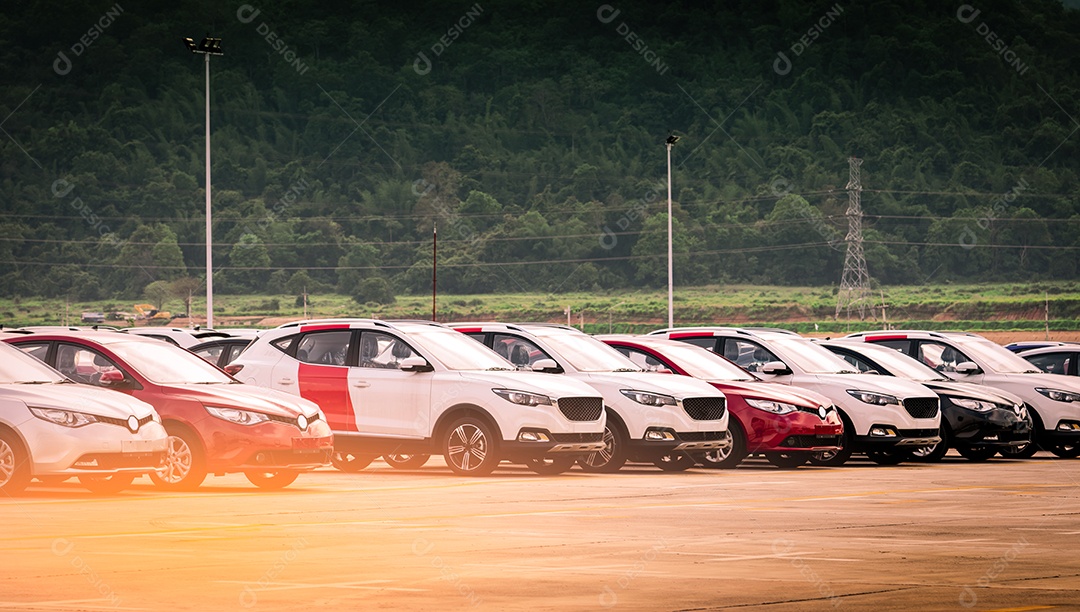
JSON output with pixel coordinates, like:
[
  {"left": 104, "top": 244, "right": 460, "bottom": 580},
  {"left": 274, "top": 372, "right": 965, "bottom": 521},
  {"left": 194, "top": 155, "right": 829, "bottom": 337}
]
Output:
[
  {"left": 204, "top": 53, "right": 213, "bottom": 329},
  {"left": 666, "top": 141, "right": 674, "bottom": 328},
  {"left": 432, "top": 223, "right": 437, "bottom": 322}
]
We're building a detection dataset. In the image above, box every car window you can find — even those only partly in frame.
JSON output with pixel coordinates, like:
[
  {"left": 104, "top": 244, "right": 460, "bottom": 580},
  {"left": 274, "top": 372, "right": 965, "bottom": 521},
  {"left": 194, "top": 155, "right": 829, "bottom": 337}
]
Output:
[
  {"left": 296, "top": 331, "right": 352, "bottom": 366},
  {"left": 1026, "top": 352, "right": 1071, "bottom": 376},
  {"left": 493, "top": 334, "right": 551, "bottom": 369},
  {"left": 918, "top": 341, "right": 971, "bottom": 373},
  {"left": 834, "top": 350, "right": 878, "bottom": 373},
  {"left": 616, "top": 347, "right": 670, "bottom": 372},
  {"left": 358, "top": 331, "right": 419, "bottom": 369},
  {"left": 16, "top": 342, "right": 49, "bottom": 363},
  {"left": 723, "top": 339, "right": 778, "bottom": 373},
  {"left": 870, "top": 339, "right": 909, "bottom": 353},
  {"left": 221, "top": 344, "right": 244, "bottom": 365},
  {"left": 678, "top": 337, "right": 716, "bottom": 351},
  {"left": 193, "top": 344, "right": 225, "bottom": 364},
  {"left": 271, "top": 335, "right": 295, "bottom": 353},
  {"left": 55, "top": 343, "right": 122, "bottom": 386}
]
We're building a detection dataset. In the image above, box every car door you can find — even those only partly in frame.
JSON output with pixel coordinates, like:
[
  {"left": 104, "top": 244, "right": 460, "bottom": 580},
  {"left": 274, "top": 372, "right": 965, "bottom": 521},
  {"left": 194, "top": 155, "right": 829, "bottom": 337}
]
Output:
[
  {"left": 281, "top": 330, "right": 357, "bottom": 432},
  {"left": 349, "top": 331, "right": 432, "bottom": 438}
]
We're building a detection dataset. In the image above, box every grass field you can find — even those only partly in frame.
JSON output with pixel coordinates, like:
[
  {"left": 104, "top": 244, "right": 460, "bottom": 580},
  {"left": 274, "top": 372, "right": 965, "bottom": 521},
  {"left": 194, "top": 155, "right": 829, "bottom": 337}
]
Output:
[{"left": 3, "top": 282, "right": 1080, "bottom": 332}]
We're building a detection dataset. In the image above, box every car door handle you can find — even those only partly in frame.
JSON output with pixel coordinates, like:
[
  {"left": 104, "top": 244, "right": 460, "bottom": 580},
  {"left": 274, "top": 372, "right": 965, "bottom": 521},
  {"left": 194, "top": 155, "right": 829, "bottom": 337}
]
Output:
[
  {"left": 277, "top": 378, "right": 294, "bottom": 385},
  {"left": 352, "top": 381, "right": 371, "bottom": 388}
]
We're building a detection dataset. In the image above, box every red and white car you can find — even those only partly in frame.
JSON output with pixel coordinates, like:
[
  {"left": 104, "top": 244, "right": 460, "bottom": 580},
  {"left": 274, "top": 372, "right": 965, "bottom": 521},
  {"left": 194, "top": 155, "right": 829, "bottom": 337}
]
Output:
[
  {"left": 4, "top": 331, "right": 332, "bottom": 490},
  {"left": 230, "top": 319, "right": 607, "bottom": 476},
  {"left": 599, "top": 335, "right": 842, "bottom": 468},
  {"left": 0, "top": 337, "right": 167, "bottom": 494}
]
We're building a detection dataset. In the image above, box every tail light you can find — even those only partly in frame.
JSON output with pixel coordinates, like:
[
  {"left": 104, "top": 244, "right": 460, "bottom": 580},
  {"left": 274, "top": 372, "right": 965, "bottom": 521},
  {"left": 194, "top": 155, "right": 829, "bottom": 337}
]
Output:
[{"left": 224, "top": 364, "right": 244, "bottom": 376}]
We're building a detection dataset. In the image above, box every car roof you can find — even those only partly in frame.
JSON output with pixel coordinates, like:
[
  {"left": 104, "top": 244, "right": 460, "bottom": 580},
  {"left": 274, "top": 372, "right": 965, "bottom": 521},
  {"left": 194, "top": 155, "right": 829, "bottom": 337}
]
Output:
[
  {"left": 650, "top": 326, "right": 799, "bottom": 340},
  {"left": 595, "top": 335, "right": 699, "bottom": 349},
  {"left": 1017, "top": 345, "right": 1080, "bottom": 356},
  {"left": 446, "top": 322, "right": 584, "bottom": 337},
  {"left": 6, "top": 330, "right": 163, "bottom": 345},
  {"left": 844, "top": 330, "right": 984, "bottom": 340}
]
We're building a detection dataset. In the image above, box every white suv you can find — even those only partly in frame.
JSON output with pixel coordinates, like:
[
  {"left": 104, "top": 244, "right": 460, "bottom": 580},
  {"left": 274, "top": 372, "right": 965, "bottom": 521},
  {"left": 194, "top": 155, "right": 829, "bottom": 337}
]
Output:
[
  {"left": 230, "top": 319, "right": 606, "bottom": 476},
  {"left": 448, "top": 323, "right": 730, "bottom": 472},
  {"left": 650, "top": 327, "right": 941, "bottom": 465},
  {"left": 845, "top": 330, "right": 1080, "bottom": 459}
]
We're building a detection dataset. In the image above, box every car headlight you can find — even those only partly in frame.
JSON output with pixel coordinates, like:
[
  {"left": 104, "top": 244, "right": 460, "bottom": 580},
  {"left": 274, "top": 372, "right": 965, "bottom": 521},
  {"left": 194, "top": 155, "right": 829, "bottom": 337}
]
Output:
[
  {"left": 846, "top": 390, "right": 900, "bottom": 406},
  {"left": 204, "top": 405, "right": 271, "bottom": 425},
  {"left": 151, "top": 412, "right": 162, "bottom": 424},
  {"left": 620, "top": 389, "right": 677, "bottom": 407},
  {"left": 745, "top": 398, "right": 798, "bottom": 414},
  {"left": 28, "top": 407, "right": 98, "bottom": 428},
  {"left": 493, "top": 389, "right": 552, "bottom": 406},
  {"left": 1035, "top": 388, "right": 1080, "bottom": 403},
  {"left": 950, "top": 397, "right": 996, "bottom": 412}
]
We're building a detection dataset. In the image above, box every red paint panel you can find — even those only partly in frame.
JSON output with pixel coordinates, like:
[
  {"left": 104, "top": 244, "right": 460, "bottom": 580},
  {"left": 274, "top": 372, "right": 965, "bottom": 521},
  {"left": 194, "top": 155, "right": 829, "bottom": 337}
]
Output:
[
  {"left": 298, "top": 363, "right": 356, "bottom": 432},
  {"left": 453, "top": 327, "right": 482, "bottom": 334},
  {"left": 669, "top": 332, "right": 709, "bottom": 339},
  {"left": 300, "top": 324, "right": 351, "bottom": 333},
  {"left": 865, "top": 334, "right": 907, "bottom": 341}
]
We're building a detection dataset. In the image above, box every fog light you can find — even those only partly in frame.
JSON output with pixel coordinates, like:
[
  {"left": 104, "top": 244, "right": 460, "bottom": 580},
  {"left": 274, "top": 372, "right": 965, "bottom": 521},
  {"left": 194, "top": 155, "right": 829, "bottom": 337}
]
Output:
[
  {"left": 74, "top": 459, "right": 99, "bottom": 467},
  {"left": 517, "top": 430, "right": 550, "bottom": 442},
  {"left": 869, "top": 426, "right": 897, "bottom": 437},
  {"left": 644, "top": 428, "right": 675, "bottom": 441},
  {"left": 1057, "top": 421, "right": 1080, "bottom": 431}
]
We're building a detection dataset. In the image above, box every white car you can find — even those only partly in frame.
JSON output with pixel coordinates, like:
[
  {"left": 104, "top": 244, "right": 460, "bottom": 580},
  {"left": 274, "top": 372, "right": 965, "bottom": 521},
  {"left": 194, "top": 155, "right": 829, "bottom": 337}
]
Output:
[
  {"left": 448, "top": 323, "right": 730, "bottom": 473},
  {"left": 120, "top": 327, "right": 203, "bottom": 348},
  {"left": 230, "top": 319, "right": 607, "bottom": 476},
  {"left": 649, "top": 327, "right": 942, "bottom": 465},
  {"left": 0, "top": 340, "right": 167, "bottom": 494},
  {"left": 845, "top": 330, "right": 1080, "bottom": 459}
]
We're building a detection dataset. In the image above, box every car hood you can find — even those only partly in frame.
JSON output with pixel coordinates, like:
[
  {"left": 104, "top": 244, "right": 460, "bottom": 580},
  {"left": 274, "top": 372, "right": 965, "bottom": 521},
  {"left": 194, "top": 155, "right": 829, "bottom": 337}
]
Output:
[
  {"left": 455, "top": 370, "right": 603, "bottom": 400},
  {"left": 577, "top": 371, "right": 724, "bottom": 399},
  {"left": 919, "top": 380, "right": 1022, "bottom": 406},
  {"left": 803, "top": 373, "right": 936, "bottom": 398},
  {"left": 4, "top": 383, "right": 157, "bottom": 419},
  {"left": 707, "top": 380, "right": 832, "bottom": 408},
  {"left": 978, "top": 372, "right": 1080, "bottom": 395},
  {"left": 164, "top": 383, "right": 319, "bottom": 417}
]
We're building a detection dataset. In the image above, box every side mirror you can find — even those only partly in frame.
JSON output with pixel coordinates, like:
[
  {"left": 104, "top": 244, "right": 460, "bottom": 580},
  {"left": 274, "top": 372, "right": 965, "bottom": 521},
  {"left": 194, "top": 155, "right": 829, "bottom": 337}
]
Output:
[
  {"left": 655, "top": 368, "right": 673, "bottom": 374},
  {"left": 531, "top": 358, "right": 562, "bottom": 373},
  {"left": 399, "top": 357, "right": 434, "bottom": 373},
  {"left": 99, "top": 370, "right": 133, "bottom": 389},
  {"left": 954, "top": 361, "right": 981, "bottom": 375},
  {"left": 759, "top": 361, "right": 792, "bottom": 376}
]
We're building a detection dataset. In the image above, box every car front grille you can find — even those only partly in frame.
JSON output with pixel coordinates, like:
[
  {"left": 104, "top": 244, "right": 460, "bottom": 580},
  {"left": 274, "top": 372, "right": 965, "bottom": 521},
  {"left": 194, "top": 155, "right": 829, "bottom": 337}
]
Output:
[
  {"left": 268, "top": 412, "right": 322, "bottom": 429},
  {"left": 72, "top": 452, "right": 165, "bottom": 469},
  {"left": 551, "top": 433, "right": 604, "bottom": 443},
  {"left": 97, "top": 414, "right": 155, "bottom": 430},
  {"left": 556, "top": 397, "right": 604, "bottom": 421},
  {"left": 903, "top": 398, "right": 939, "bottom": 419},
  {"left": 682, "top": 397, "right": 726, "bottom": 421},
  {"left": 898, "top": 428, "right": 939, "bottom": 438}
]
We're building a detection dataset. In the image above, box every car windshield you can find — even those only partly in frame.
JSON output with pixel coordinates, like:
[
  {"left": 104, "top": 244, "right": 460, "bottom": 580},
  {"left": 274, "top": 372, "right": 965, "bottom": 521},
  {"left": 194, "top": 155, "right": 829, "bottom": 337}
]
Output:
[
  {"left": 770, "top": 337, "right": 861, "bottom": 374},
  {"left": 651, "top": 342, "right": 756, "bottom": 381},
  {"left": 841, "top": 344, "right": 948, "bottom": 381},
  {"left": 0, "top": 344, "right": 66, "bottom": 384},
  {"left": 537, "top": 332, "right": 641, "bottom": 372},
  {"left": 959, "top": 338, "right": 1044, "bottom": 374},
  {"left": 108, "top": 341, "right": 234, "bottom": 384},
  {"left": 409, "top": 328, "right": 516, "bottom": 371}
]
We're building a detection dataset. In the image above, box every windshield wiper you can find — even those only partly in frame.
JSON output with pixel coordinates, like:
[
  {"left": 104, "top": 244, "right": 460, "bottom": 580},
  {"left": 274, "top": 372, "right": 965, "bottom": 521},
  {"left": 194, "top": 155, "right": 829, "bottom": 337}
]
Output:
[
  {"left": 14, "top": 380, "right": 52, "bottom": 384},
  {"left": 612, "top": 368, "right": 642, "bottom": 373},
  {"left": 837, "top": 370, "right": 860, "bottom": 375},
  {"left": 486, "top": 367, "right": 513, "bottom": 371}
]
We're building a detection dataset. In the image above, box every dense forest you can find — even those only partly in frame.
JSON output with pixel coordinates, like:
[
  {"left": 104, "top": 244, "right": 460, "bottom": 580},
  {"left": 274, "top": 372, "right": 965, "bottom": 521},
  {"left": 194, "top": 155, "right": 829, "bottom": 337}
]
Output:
[{"left": 1, "top": 0, "right": 1078, "bottom": 303}]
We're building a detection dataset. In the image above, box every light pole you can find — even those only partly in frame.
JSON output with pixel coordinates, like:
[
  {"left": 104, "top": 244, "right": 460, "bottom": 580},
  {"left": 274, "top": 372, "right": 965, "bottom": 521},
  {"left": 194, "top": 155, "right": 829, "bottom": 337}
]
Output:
[
  {"left": 183, "top": 36, "right": 223, "bottom": 329},
  {"left": 665, "top": 134, "right": 679, "bottom": 328}
]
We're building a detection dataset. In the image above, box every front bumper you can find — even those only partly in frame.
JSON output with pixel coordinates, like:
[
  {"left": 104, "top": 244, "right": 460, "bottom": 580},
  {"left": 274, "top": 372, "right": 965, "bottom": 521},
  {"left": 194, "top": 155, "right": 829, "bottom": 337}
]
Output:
[
  {"left": 947, "top": 405, "right": 1031, "bottom": 448},
  {"left": 203, "top": 417, "right": 334, "bottom": 472},
  {"left": 22, "top": 418, "right": 169, "bottom": 476},
  {"left": 502, "top": 432, "right": 606, "bottom": 460},
  {"left": 854, "top": 428, "right": 942, "bottom": 451},
  {"left": 627, "top": 430, "right": 731, "bottom": 457}
]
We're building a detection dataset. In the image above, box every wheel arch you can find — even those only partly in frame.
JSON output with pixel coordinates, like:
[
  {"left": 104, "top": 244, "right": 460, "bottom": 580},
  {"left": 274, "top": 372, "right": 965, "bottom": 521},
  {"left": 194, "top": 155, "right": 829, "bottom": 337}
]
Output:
[{"left": 433, "top": 404, "right": 503, "bottom": 443}]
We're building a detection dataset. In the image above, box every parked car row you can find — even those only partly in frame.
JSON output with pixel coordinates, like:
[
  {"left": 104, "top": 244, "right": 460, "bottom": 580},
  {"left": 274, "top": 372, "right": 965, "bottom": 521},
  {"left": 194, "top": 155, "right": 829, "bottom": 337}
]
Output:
[{"left": 2, "top": 321, "right": 1078, "bottom": 494}]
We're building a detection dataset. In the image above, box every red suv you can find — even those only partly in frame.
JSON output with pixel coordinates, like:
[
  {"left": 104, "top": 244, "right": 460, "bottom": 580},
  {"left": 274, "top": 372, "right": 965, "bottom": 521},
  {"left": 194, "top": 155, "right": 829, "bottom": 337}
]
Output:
[
  {"left": 600, "top": 336, "right": 843, "bottom": 468},
  {"left": 5, "top": 331, "right": 333, "bottom": 490}
]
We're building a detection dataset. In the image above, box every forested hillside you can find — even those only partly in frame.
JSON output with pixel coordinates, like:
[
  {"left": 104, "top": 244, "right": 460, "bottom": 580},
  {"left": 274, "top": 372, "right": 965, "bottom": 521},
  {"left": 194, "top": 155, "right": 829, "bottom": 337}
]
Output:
[{"left": 1, "top": 0, "right": 1078, "bottom": 302}]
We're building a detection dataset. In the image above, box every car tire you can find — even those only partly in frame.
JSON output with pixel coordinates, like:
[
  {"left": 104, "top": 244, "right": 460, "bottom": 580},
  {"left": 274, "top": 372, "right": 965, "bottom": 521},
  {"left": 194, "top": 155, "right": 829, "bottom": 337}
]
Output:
[
  {"left": 1046, "top": 443, "right": 1080, "bottom": 459},
  {"left": 867, "top": 449, "right": 909, "bottom": 465},
  {"left": 577, "top": 415, "right": 628, "bottom": 473},
  {"left": 384, "top": 453, "right": 430, "bottom": 470},
  {"left": 809, "top": 413, "right": 854, "bottom": 466},
  {"left": 525, "top": 456, "right": 576, "bottom": 475},
  {"left": 698, "top": 420, "right": 746, "bottom": 469},
  {"left": 0, "top": 430, "right": 30, "bottom": 495},
  {"left": 997, "top": 442, "right": 1039, "bottom": 459},
  {"left": 442, "top": 416, "right": 500, "bottom": 476},
  {"left": 331, "top": 451, "right": 377, "bottom": 472},
  {"left": 909, "top": 426, "right": 949, "bottom": 462},
  {"left": 150, "top": 425, "right": 207, "bottom": 491},
  {"left": 654, "top": 452, "right": 696, "bottom": 472},
  {"left": 245, "top": 470, "right": 299, "bottom": 489},
  {"left": 765, "top": 452, "right": 808, "bottom": 469},
  {"left": 956, "top": 445, "right": 998, "bottom": 461},
  {"left": 79, "top": 473, "right": 135, "bottom": 494}
]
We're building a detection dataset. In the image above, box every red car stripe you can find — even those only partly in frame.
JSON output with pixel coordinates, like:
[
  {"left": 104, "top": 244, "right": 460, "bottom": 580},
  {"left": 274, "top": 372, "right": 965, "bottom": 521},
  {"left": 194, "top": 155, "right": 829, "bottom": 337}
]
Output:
[
  {"left": 669, "top": 331, "right": 709, "bottom": 339},
  {"left": 300, "top": 324, "right": 351, "bottom": 333},
  {"left": 453, "top": 327, "right": 482, "bottom": 333},
  {"left": 298, "top": 363, "right": 356, "bottom": 432},
  {"left": 865, "top": 334, "right": 907, "bottom": 341}
]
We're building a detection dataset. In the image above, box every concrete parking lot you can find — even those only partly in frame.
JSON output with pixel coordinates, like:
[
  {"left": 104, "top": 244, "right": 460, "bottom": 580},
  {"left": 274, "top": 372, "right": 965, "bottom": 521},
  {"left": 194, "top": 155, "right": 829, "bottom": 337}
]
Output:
[{"left": 1, "top": 452, "right": 1078, "bottom": 611}]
